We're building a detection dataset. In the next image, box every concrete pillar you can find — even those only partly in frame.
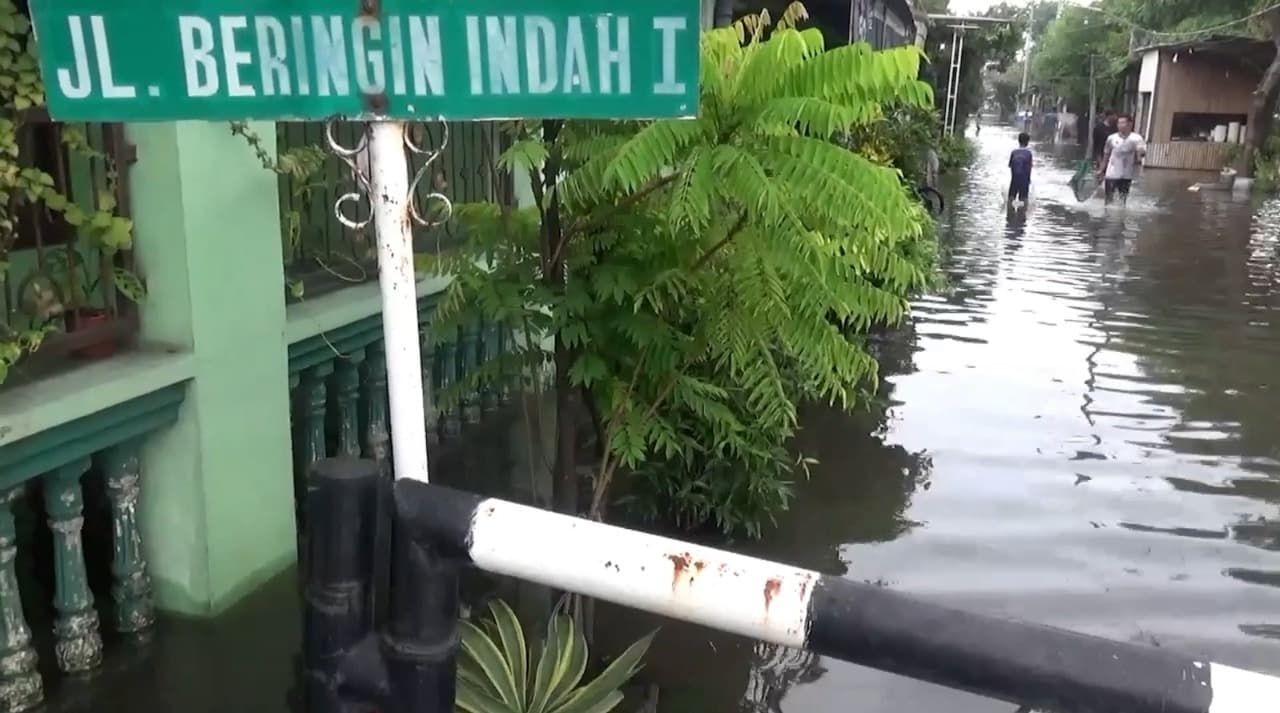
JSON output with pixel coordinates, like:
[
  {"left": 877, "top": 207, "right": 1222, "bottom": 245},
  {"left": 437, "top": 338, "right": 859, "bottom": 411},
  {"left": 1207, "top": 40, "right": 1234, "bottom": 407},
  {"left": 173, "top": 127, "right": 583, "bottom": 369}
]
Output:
[{"left": 126, "top": 121, "right": 296, "bottom": 616}]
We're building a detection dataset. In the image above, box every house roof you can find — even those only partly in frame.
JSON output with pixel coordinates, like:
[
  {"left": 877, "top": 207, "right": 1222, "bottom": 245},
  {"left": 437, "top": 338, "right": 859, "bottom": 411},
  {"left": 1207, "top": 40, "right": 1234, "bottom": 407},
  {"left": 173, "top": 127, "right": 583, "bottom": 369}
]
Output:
[{"left": 1130, "top": 35, "right": 1275, "bottom": 74}]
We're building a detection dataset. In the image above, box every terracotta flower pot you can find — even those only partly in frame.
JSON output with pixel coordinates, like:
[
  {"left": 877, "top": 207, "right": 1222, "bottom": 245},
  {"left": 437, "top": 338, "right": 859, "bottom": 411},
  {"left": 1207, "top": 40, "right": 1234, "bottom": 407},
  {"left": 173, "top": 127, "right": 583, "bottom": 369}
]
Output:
[{"left": 66, "top": 308, "right": 117, "bottom": 360}]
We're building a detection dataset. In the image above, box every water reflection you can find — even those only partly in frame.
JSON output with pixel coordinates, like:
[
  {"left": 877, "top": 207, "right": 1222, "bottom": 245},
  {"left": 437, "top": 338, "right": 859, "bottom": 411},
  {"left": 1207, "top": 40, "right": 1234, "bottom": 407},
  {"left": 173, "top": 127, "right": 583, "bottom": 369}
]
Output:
[
  {"left": 601, "top": 127, "right": 1280, "bottom": 713},
  {"left": 742, "top": 645, "right": 825, "bottom": 713}
]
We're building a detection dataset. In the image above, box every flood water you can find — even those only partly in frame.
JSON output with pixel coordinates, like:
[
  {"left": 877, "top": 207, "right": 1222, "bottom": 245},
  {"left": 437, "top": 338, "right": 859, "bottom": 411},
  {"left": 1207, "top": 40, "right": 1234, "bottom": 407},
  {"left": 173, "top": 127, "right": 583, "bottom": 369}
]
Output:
[
  {"left": 595, "top": 127, "right": 1280, "bottom": 712},
  {"left": 63, "top": 127, "right": 1280, "bottom": 712}
]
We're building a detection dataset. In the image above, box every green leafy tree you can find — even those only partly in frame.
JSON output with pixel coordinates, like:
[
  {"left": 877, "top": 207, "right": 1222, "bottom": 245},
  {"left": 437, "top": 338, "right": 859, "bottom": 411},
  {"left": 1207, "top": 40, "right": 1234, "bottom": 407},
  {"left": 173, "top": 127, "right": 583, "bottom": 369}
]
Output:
[
  {"left": 427, "top": 5, "right": 937, "bottom": 536},
  {"left": 985, "top": 0, "right": 1059, "bottom": 113},
  {"left": 844, "top": 103, "right": 942, "bottom": 184},
  {"left": 1032, "top": 4, "right": 1131, "bottom": 113},
  {"left": 922, "top": 0, "right": 1021, "bottom": 131}
]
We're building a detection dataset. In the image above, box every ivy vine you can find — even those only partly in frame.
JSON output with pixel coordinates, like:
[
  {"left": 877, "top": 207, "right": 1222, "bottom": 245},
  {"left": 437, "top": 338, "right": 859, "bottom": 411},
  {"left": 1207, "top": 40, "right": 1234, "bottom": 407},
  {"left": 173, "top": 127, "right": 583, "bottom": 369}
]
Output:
[
  {"left": 229, "top": 121, "right": 328, "bottom": 300},
  {"left": 0, "top": 0, "right": 145, "bottom": 385}
]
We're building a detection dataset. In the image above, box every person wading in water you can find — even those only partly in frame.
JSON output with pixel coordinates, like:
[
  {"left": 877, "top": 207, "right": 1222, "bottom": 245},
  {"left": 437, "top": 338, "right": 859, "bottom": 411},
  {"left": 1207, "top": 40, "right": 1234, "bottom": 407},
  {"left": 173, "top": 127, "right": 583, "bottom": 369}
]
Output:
[
  {"left": 1098, "top": 114, "right": 1146, "bottom": 205},
  {"left": 1007, "top": 132, "right": 1033, "bottom": 207}
]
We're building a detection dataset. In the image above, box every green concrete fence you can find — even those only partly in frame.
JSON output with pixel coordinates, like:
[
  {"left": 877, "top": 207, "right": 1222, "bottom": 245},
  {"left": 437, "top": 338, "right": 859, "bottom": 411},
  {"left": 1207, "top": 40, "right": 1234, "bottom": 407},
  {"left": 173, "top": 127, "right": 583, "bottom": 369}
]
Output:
[
  {"left": 287, "top": 296, "right": 515, "bottom": 518},
  {"left": 0, "top": 114, "right": 520, "bottom": 711},
  {"left": 0, "top": 379, "right": 184, "bottom": 711},
  {"left": 285, "top": 297, "right": 517, "bottom": 639}
]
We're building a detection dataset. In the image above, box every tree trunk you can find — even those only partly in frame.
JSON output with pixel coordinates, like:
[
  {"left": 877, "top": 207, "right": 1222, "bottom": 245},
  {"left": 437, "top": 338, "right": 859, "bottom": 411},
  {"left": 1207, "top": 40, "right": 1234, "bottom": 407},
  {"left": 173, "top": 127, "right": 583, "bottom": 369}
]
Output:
[
  {"left": 1242, "top": 9, "right": 1280, "bottom": 177},
  {"left": 552, "top": 339, "right": 580, "bottom": 515},
  {"left": 540, "top": 120, "right": 580, "bottom": 517}
]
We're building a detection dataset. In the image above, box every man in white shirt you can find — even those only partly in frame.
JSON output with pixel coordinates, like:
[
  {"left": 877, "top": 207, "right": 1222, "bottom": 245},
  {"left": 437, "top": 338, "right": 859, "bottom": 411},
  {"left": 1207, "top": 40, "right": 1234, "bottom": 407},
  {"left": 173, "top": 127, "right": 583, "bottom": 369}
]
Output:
[{"left": 1098, "top": 114, "right": 1146, "bottom": 205}]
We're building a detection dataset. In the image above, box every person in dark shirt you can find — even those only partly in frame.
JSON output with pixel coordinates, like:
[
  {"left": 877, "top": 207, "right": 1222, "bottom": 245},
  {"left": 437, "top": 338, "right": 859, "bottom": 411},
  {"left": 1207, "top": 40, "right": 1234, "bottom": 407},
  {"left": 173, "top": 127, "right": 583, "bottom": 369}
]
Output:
[{"left": 1008, "top": 132, "right": 1033, "bottom": 205}]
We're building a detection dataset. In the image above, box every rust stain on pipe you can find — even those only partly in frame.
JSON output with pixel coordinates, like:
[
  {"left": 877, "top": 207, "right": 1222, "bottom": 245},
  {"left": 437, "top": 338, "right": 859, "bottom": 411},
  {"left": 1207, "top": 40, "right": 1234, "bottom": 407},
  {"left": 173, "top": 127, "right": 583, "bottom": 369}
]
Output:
[
  {"left": 666, "top": 553, "right": 691, "bottom": 591},
  {"left": 763, "top": 577, "right": 782, "bottom": 615}
]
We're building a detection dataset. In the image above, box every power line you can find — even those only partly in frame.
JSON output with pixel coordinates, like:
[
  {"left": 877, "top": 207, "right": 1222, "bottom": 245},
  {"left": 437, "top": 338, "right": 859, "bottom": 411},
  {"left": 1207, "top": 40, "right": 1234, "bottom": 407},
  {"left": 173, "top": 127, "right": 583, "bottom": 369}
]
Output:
[
  {"left": 1056, "top": 0, "right": 1280, "bottom": 41},
  {"left": 1148, "top": 1, "right": 1280, "bottom": 38}
]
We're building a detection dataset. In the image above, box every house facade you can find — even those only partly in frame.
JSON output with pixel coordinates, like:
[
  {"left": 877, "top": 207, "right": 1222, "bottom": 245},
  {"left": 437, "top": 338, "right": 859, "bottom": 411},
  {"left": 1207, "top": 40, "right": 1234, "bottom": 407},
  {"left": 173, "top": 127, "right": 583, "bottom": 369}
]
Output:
[{"left": 1126, "top": 38, "right": 1272, "bottom": 171}]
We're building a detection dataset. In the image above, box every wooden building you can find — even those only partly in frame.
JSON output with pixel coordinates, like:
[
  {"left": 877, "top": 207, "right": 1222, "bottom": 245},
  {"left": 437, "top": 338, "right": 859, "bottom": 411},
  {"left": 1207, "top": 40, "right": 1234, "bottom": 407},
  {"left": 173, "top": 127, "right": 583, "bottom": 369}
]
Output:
[{"left": 1125, "top": 37, "right": 1274, "bottom": 171}]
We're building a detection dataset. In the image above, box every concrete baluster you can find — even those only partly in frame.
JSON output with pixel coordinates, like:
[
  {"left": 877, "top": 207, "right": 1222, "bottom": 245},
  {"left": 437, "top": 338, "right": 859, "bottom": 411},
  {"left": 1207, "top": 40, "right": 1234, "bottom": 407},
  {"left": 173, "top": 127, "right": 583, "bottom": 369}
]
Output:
[
  {"left": 460, "top": 323, "right": 481, "bottom": 425},
  {"left": 363, "top": 341, "right": 391, "bottom": 478},
  {"left": 0, "top": 487, "right": 41, "bottom": 711},
  {"left": 44, "top": 459, "right": 103, "bottom": 673},
  {"left": 421, "top": 329, "right": 439, "bottom": 448},
  {"left": 437, "top": 339, "right": 461, "bottom": 438},
  {"left": 104, "top": 441, "right": 155, "bottom": 636},
  {"left": 335, "top": 349, "right": 368, "bottom": 458}
]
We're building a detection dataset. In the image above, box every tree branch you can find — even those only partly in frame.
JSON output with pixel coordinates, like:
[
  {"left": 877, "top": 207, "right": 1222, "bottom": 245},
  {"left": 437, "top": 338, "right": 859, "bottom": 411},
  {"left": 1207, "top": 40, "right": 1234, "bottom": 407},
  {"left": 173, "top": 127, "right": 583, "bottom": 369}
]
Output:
[
  {"left": 586, "top": 349, "right": 652, "bottom": 520},
  {"left": 690, "top": 211, "right": 748, "bottom": 272},
  {"left": 549, "top": 172, "right": 681, "bottom": 269}
]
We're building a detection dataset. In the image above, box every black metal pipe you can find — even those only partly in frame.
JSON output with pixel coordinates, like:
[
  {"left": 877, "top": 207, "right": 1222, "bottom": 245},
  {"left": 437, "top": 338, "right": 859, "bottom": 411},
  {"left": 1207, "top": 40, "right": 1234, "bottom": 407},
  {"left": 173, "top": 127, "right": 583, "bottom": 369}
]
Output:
[
  {"left": 394, "top": 481, "right": 1279, "bottom": 713},
  {"left": 381, "top": 518, "right": 460, "bottom": 713},
  {"left": 302, "top": 457, "right": 379, "bottom": 713}
]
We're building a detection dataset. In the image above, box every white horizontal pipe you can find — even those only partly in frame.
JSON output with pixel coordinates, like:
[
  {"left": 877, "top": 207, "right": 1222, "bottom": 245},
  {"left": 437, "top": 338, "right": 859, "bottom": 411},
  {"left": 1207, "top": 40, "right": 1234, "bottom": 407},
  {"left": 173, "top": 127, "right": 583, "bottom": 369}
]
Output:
[
  {"left": 466, "top": 497, "right": 816, "bottom": 647},
  {"left": 393, "top": 482, "right": 1280, "bottom": 713},
  {"left": 1208, "top": 663, "right": 1280, "bottom": 713}
]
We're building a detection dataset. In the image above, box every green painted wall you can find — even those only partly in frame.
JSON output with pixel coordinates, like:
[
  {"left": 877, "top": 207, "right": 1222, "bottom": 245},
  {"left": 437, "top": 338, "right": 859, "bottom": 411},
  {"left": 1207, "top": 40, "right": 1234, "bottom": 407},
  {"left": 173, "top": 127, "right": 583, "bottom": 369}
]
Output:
[{"left": 127, "top": 121, "right": 296, "bottom": 616}]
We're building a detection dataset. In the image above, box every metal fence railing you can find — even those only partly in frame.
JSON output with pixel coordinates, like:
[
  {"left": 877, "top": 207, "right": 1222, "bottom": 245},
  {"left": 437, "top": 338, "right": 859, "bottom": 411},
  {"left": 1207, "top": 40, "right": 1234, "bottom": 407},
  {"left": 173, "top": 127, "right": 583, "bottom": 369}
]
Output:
[
  {"left": 299, "top": 457, "right": 1280, "bottom": 713},
  {"left": 275, "top": 121, "right": 510, "bottom": 300}
]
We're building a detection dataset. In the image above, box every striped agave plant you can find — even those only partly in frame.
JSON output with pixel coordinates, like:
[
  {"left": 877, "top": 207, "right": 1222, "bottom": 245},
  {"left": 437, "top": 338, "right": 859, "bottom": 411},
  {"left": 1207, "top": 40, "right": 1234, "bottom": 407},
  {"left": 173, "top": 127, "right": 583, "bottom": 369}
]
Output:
[{"left": 458, "top": 600, "right": 656, "bottom": 713}]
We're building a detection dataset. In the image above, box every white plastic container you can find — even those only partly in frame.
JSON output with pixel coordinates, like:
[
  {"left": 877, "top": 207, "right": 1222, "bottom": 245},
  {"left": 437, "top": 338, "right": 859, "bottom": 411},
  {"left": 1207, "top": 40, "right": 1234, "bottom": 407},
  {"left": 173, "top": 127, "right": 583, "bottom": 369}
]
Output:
[{"left": 1227, "top": 121, "right": 1242, "bottom": 143}]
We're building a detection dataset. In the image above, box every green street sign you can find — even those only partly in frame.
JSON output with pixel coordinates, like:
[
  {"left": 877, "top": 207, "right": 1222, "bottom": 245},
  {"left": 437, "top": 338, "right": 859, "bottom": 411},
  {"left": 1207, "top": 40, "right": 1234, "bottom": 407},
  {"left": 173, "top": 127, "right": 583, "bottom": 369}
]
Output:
[{"left": 28, "top": 0, "right": 700, "bottom": 122}]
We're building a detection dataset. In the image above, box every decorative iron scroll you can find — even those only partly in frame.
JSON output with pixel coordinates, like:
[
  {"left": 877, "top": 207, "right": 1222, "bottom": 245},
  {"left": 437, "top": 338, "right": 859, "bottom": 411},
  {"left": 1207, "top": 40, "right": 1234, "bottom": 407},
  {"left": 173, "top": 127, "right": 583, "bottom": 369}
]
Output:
[{"left": 326, "top": 119, "right": 454, "bottom": 232}]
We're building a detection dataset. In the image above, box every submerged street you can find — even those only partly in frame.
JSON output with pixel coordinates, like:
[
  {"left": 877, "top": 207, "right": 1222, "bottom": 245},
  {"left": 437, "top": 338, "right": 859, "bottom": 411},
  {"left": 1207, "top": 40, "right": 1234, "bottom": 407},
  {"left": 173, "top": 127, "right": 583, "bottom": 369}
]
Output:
[
  {"left": 49, "top": 127, "right": 1280, "bottom": 713},
  {"left": 597, "top": 126, "right": 1280, "bottom": 712}
]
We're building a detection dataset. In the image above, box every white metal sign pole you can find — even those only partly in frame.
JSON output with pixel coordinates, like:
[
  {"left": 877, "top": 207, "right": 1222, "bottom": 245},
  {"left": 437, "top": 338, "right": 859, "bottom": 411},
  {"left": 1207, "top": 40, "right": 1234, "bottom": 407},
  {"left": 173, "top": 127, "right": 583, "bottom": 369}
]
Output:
[
  {"left": 355, "top": 122, "right": 430, "bottom": 486},
  {"left": 368, "top": 121, "right": 431, "bottom": 484},
  {"left": 332, "top": 117, "right": 449, "bottom": 483}
]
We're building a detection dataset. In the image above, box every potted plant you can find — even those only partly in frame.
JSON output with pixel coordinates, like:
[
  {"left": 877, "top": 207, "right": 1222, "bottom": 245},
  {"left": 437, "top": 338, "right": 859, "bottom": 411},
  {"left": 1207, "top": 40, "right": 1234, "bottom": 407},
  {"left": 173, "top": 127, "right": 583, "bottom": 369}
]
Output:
[
  {"left": 57, "top": 178, "right": 145, "bottom": 345},
  {"left": 15, "top": 246, "right": 144, "bottom": 361}
]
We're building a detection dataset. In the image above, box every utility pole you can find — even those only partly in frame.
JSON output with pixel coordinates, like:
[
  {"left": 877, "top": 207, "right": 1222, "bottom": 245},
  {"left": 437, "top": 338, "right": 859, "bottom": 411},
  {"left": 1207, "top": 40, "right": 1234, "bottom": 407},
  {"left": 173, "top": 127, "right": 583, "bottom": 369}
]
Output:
[
  {"left": 1020, "top": 1, "right": 1035, "bottom": 96},
  {"left": 1086, "top": 54, "right": 1097, "bottom": 158},
  {"left": 1016, "top": 2, "right": 1035, "bottom": 131}
]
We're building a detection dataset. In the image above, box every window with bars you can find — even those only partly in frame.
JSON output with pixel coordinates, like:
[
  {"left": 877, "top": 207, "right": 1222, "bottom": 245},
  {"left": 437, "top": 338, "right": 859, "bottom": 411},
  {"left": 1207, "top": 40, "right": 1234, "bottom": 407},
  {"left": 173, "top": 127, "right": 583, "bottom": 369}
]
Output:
[
  {"left": 1, "top": 118, "right": 139, "bottom": 382},
  {"left": 273, "top": 121, "right": 512, "bottom": 301}
]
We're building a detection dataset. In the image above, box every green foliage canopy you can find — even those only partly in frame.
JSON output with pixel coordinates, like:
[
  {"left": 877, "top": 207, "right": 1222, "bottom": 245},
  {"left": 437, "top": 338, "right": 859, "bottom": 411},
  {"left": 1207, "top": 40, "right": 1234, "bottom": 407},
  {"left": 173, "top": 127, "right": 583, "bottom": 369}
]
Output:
[
  {"left": 426, "top": 8, "right": 939, "bottom": 536},
  {"left": 922, "top": 0, "right": 1022, "bottom": 128},
  {"left": 1032, "top": 0, "right": 1263, "bottom": 111}
]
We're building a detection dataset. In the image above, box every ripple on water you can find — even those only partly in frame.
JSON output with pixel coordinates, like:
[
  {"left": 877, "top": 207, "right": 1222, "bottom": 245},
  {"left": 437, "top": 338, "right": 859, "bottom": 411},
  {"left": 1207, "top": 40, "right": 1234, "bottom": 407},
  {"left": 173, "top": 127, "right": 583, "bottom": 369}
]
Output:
[{"left": 594, "top": 127, "right": 1280, "bottom": 713}]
